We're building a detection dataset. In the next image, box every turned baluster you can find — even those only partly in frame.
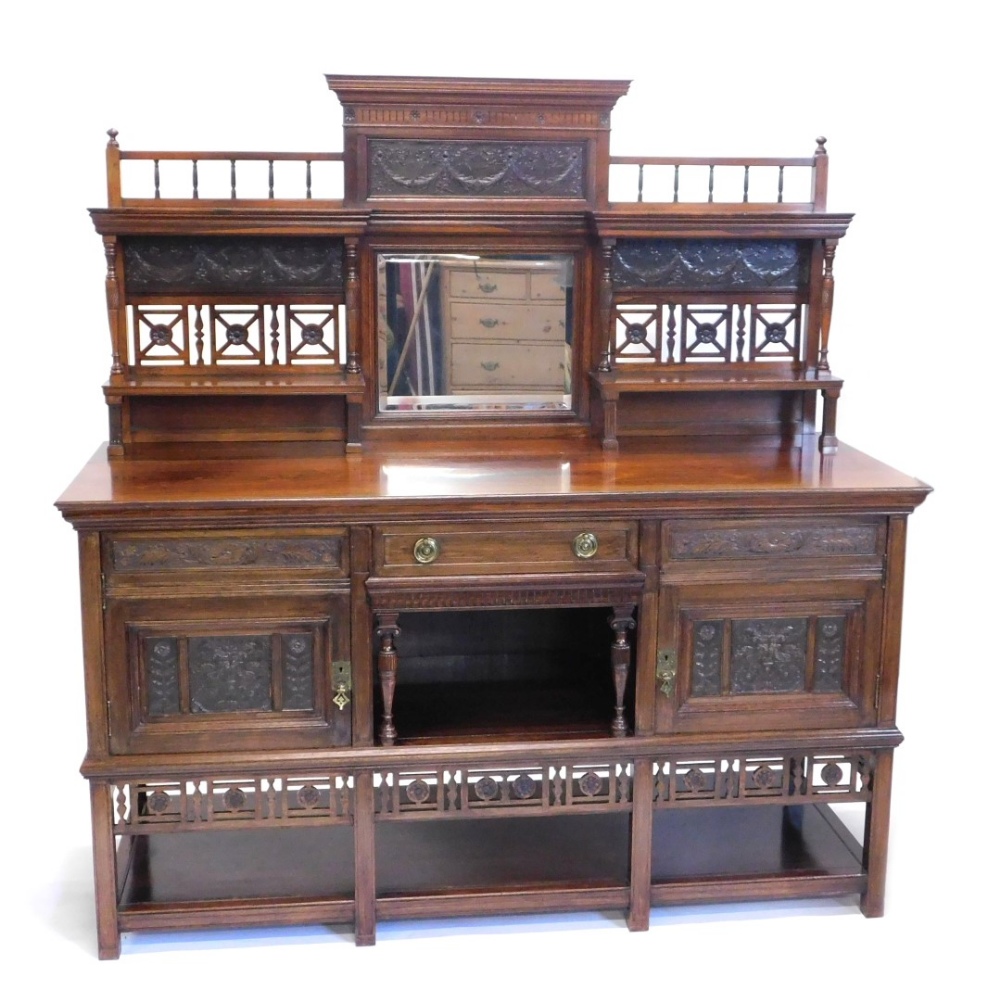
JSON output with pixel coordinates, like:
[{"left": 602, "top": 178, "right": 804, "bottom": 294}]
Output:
[
  {"left": 375, "top": 613, "right": 401, "bottom": 745},
  {"left": 598, "top": 239, "right": 615, "bottom": 371},
  {"left": 818, "top": 239, "right": 838, "bottom": 371},
  {"left": 345, "top": 240, "right": 361, "bottom": 373},
  {"left": 609, "top": 606, "right": 636, "bottom": 737},
  {"left": 102, "top": 236, "right": 124, "bottom": 377}
]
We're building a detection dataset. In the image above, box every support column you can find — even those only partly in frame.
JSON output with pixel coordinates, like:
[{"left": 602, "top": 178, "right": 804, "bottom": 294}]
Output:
[
  {"left": 627, "top": 758, "right": 653, "bottom": 932},
  {"left": 610, "top": 605, "right": 636, "bottom": 737},
  {"left": 353, "top": 770, "right": 377, "bottom": 945},
  {"left": 375, "top": 613, "right": 400, "bottom": 746},
  {"left": 820, "top": 385, "right": 840, "bottom": 454},
  {"left": 861, "top": 749, "right": 893, "bottom": 917},
  {"left": 89, "top": 781, "right": 121, "bottom": 960}
]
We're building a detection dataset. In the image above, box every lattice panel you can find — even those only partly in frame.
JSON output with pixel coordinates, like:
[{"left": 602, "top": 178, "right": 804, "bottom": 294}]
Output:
[
  {"left": 374, "top": 762, "right": 634, "bottom": 819},
  {"left": 111, "top": 774, "right": 354, "bottom": 831},
  {"left": 128, "top": 303, "right": 345, "bottom": 367},
  {"left": 652, "top": 752, "right": 873, "bottom": 807},
  {"left": 612, "top": 301, "right": 803, "bottom": 365}
]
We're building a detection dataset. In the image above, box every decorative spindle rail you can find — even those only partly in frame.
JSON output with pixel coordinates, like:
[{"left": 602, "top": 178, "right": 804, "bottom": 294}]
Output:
[
  {"left": 609, "top": 138, "right": 828, "bottom": 210},
  {"left": 106, "top": 130, "right": 345, "bottom": 204}
]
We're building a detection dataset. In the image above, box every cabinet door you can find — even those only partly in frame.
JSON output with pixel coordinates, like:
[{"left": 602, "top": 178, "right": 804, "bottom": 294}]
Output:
[
  {"left": 655, "top": 579, "right": 883, "bottom": 734},
  {"left": 105, "top": 593, "right": 351, "bottom": 753}
]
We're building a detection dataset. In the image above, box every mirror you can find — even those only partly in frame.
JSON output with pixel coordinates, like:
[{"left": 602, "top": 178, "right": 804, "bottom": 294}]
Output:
[{"left": 377, "top": 253, "right": 574, "bottom": 413}]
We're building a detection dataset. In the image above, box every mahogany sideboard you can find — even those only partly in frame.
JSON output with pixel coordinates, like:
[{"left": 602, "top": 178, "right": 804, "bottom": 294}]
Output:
[{"left": 57, "top": 75, "right": 930, "bottom": 958}]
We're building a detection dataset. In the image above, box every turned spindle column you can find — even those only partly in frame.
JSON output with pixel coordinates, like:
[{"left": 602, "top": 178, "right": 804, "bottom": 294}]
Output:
[
  {"left": 609, "top": 605, "right": 636, "bottom": 737},
  {"left": 375, "top": 613, "right": 401, "bottom": 745}
]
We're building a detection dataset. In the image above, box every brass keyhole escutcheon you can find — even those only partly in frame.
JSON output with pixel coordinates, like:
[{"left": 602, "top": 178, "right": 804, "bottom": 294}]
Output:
[
  {"left": 413, "top": 536, "right": 440, "bottom": 564},
  {"left": 572, "top": 532, "right": 599, "bottom": 559},
  {"left": 656, "top": 649, "right": 678, "bottom": 697}
]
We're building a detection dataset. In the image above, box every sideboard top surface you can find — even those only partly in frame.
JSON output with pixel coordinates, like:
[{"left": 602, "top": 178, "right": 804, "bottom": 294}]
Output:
[{"left": 57, "top": 437, "right": 930, "bottom": 524}]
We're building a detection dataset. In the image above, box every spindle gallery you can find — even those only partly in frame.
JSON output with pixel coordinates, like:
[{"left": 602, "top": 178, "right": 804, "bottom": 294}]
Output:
[{"left": 57, "top": 75, "right": 929, "bottom": 958}]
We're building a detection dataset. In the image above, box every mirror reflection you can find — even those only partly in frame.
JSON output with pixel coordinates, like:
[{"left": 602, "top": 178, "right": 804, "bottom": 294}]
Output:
[{"left": 377, "top": 253, "right": 574, "bottom": 413}]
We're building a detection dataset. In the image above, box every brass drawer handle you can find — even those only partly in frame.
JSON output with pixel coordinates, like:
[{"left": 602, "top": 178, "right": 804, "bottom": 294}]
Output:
[
  {"left": 478, "top": 282, "right": 497, "bottom": 294},
  {"left": 479, "top": 318, "right": 500, "bottom": 329},
  {"left": 413, "top": 537, "right": 440, "bottom": 564},
  {"left": 480, "top": 361, "right": 500, "bottom": 371},
  {"left": 572, "top": 532, "right": 599, "bottom": 559}
]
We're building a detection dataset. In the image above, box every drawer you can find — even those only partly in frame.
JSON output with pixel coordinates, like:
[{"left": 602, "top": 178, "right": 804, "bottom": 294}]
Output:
[
  {"left": 447, "top": 268, "right": 528, "bottom": 300},
  {"left": 373, "top": 521, "right": 639, "bottom": 577},
  {"left": 529, "top": 268, "right": 570, "bottom": 301},
  {"left": 662, "top": 518, "right": 884, "bottom": 581},
  {"left": 449, "top": 341, "right": 569, "bottom": 390},
  {"left": 106, "top": 529, "right": 349, "bottom": 580},
  {"left": 449, "top": 302, "right": 567, "bottom": 341}
]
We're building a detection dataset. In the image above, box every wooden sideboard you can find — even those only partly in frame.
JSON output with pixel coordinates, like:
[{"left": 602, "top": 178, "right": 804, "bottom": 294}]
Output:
[{"left": 58, "top": 75, "right": 929, "bottom": 958}]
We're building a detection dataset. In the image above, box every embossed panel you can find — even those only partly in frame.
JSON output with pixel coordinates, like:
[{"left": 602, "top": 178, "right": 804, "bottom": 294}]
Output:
[
  {"left": 367, "top": 140, "right": 586, "bottom": 198},
  {"left": 144, "top": 636, "right": 180, "bottom": 716},
  {"left": 668, "top": 522, "right": 880, "bottom": 559},
  {"left": 123, "top": 238, "right": 344, "bottom": 296},
  {"left": 612, "top": 240, "right": 809, "bottom": 292},
  {"left": 730, "top": 618, "right": 807, "bottom": 693},
  {"left": 281, "top": 634, "right": 315, "bottom": 711},
  {"left": 111, "top": 535, "right": 344, "bottom": 572},
  {"left": 691, "top": 621, "right": 723, "bottom": 696},
  {"left": 189, "top": 636, "right": 273, "bottom": 713},
  {"left": 814, "top": 616, "right": 846, "bottom": 693}
]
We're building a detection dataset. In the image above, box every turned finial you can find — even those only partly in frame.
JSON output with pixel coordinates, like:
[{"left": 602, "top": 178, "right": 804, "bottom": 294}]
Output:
[
  {"left": 815, "top": 136, "right": 827, "bottom": 154},
  {"left": 107, "top": 128, "right": 119, "bottom": 148}
]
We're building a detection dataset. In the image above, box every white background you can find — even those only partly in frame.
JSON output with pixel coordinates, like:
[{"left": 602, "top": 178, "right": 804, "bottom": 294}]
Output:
[{"left": 2, "top": 2, "right": 993, "bottom": 996}]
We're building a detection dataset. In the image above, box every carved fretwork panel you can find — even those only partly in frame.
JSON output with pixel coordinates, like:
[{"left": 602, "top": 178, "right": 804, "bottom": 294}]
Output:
[
  {"left": 128, "top": 302, "right": 344, "bottom": 368},
  {"left": 374, "top": 761, "right": 633, "bottom": 819},
  {"left": 111, "top": 773, "right": 355, "bottom": 832},
  {"left": 652, "top": 752, "right": 874, "bottom": 807},
  {"left": 611, "top": 240, "right": 810, "bottom": 293},
  {"left": 612, "top": 301, "right": 802, "bottom": 365},
  {"left": 123, "top": 237, "right": 344, "bottom": 296},
  {"left": 366, "top": 140, "right": 587, "bottom": 199}
]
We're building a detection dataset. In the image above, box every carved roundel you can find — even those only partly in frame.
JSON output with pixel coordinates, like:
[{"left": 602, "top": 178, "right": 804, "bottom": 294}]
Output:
[
  {"left": 287, "top": 637, "right": 308, "bottom": 654},
  {"left": 821, "top": 621, "right": 840, "bottom": 638},
  {"left": 625, "top": 322, "right": 647, "bottom": 344},
  {"left": 223, "top": 787, "right": 247, "bottom": 811},
  {"left": 682, "top": 767, "right": 707, "bottom": 792},
  {"left": 578, "top": 771, "right": 603, "bottom": 797},
  {"left": 474, "top": 776, "right": 499, "bottom": 801},
  {"left": 297, "top": 784, "right": 321, "bottom": 808},
  {"left": 406, "top": 778, "right": 431, "bottom": 804},
  {"left": 226, "top": 323, "right": 249, "bottom": 345},
  {"left": 695, "top": 323, "right": 717, "bottom": 344},
  {"left": 697, "top": 624, "right": 717, "bottom": 641},
  {"left": 765, "top": 322, "right": 787, "bottom": 343},
  {"left": 146, "top": 790, "right": 171, "bottom": 814},
  {"left": 301, "top": 323, "right": 325, "bottom": 345},
  {"left": 820, "top": 762, "right": 844, "bottom": 787},
  {"left": 752, "top": 765, "right": 776, "bottom": 789},
  {"left": 149, "top": 323, "right": 173, "bottom": 346},
  {"left": 511, "top": 774, "right": 537, "bottom": 800}
]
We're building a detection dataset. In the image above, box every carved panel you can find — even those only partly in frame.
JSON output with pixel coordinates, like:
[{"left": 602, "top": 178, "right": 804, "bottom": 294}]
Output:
[
  {"left": 280, "top": 634, "right": 315, "bottom": 710},
  {"left": 814, "top": 616, "right": 846, "bottom": 693},
  {"left": 112, "top": 535, "right": 344, "bottom": 572},
  {"left": 612, "top": 240, "right": 809, "bottom": 292},
  {"left": 112, "top": 774, "right": 354, "bottom": 831},
  {"left": 144, "top": 637, "right": 180, "bottom": 716},
  {"left": 690, "top": 621, "right": 723, "bottom": 696},
  {"left": 374, "top": 762, "right": 633, "bottom": 818},
  {"left": 367, "top": 140, "right": 586, "bottom": 198},
  {"left": 668, "top": 523, "right": 879, "bottom": 559},
  {"left": 189, "top": 636, "right": 272, "bottom": 713},
  {"left": 123, "top": 238, "right": 344, "bottom": 296},
  {"left": 730, "top": 618, "right": 807, "bottom": 693},
  {"left": 653, "top": 752, "right": 874, "bottom": 806}
]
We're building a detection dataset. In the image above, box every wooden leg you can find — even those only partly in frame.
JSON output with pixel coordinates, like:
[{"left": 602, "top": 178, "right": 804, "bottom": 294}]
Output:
[
  {"left": 627, "top": 760, "right": 653, "bottom": 932},
  {"left": 89, "top": 781, "right": 121, "bottom": 960},
  {"left": 353, "top": 771, "right": 377, "bottom": 945},
  {"left": 820, "top": 387, "right": 840, "bottom": 455},
  {"left": 860, "top": 749, "right": 893, "bottom": 917}
]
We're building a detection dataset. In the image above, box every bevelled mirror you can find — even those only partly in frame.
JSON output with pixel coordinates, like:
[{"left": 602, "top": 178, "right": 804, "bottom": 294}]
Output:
[{"left": 377, "top": 253, "right": 574, "bottom": 413}]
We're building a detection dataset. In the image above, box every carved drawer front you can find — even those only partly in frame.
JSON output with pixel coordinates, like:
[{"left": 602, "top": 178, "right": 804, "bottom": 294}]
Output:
[
  {"left": 105, "top": 593, "right": 351, "bottom": 754},
  {"left": 373, "top": 521, "right": 638, "bottom": 577},
  {"left": 106, "top": 530, "right": 349, "bottom": 583},
  {"left": 662, "top": 518, "right": 884, "bottom": 581},
  {"left": 655, "top": 579, "right": 883, "bottom": 735}
]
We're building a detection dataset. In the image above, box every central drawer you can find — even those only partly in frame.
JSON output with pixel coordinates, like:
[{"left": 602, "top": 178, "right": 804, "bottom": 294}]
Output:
[{"left": 373, "top": 521, "right": 639, "bottom": 577}]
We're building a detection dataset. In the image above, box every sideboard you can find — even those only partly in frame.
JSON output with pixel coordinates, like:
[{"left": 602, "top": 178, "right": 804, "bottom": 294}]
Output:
[{"left": 57, "top": 75, "right": 930, "bottom": 958}]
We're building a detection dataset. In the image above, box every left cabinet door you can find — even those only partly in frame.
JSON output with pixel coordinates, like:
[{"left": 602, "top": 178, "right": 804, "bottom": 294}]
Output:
[
  {"left": 103, "top": 529, "right": 353, "bottom": 754},
  {"left": 105, "top": 592, "right": 351, "bottom": 753}
]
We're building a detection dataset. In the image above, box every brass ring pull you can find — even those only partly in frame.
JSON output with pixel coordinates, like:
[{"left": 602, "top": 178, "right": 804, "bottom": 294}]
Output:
[
  {"left": 572, "top": 532, "right": 599, "bottom": 559},
  {"left": 413, "top": 537, "right": 440, "bottom": 564}
]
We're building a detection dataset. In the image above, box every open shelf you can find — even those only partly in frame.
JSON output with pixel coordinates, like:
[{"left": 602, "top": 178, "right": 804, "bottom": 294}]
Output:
[
  {"left": 384, "top": 608, "right": 625, "bottom": 745},
  {"left": 592, "top": 366, "right": 842, "bottom": 394}
]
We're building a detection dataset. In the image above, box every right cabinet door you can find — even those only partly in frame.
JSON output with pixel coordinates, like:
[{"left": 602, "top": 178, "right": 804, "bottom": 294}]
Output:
[{"left": 656, "top": 518, "right": 886, "bottom": 735}]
